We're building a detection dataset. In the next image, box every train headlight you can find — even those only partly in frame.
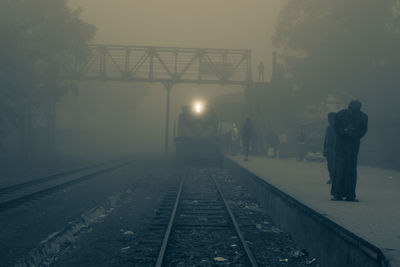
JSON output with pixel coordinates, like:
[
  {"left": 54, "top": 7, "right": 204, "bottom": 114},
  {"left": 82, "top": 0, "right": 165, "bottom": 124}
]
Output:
[{"left": 193, "top": 102, "right": 204, "bottom": 114}]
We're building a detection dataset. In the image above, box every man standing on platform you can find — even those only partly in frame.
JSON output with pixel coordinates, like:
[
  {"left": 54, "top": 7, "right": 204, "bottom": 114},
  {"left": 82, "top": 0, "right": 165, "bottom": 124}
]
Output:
[
  {"left": 242, "top": 118, "right": 254, "bottom": 161},
  {"left": 331, "top": 101, "right": 368, "bottom": 201},
  {"left": 258, "top": 62, "right": 264, "bottom": 82},
  {"left": 231, "top": 123, "right": 240, "bottom": 156},
  {"left": 267, "top": 130, "right": 280, "bottom": 158},
  {"left": 324, "top": 112, "right": 336, "bottom": 184},
  {"left": 297, "top": 127, "right": 307, "bottom": 161}
]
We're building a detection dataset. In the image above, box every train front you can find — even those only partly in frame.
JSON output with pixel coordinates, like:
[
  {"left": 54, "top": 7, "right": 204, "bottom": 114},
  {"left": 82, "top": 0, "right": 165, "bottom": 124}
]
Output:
[{"left": 174, "top": 101, "right": 221, "bottom": 162}]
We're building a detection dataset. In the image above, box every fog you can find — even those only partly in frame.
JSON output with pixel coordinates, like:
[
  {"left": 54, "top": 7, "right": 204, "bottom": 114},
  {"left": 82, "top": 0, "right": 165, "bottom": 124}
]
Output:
[
  {"left": 2, "top": 0, "right": 400, "bottom": 169},
  {"left": 2, "top": 2, "right": 400, "bottom": 266},
  {"left": 58, "top": 0, "right": 287, "bottom": 157},
  {"left": 68, "top": 0, "right": 284, "bottom": 70}
]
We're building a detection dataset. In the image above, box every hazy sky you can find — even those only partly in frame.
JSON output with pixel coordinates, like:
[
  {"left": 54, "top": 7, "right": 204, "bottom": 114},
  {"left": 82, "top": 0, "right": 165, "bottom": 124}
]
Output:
[
  {"left": 68, "top": 0, "right": 287, "bottom": 80},
  {"left": 64, "top": 0, "right": 288, "bottom": 155}
]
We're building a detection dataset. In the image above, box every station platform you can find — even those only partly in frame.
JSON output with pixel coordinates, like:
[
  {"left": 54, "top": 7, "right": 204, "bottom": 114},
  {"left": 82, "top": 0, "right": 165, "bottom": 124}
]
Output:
[{"left": 227, "top": 155, "right": 400, "bottom": 266}]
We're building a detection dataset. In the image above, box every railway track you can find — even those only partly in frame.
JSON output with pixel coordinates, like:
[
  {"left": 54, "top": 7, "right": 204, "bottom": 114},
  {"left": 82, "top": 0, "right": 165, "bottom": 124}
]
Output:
[
  {"left": 0, "top": 158, "right": 134, "bottom": 212},
  {"left": 151, "top": 167, "right": 259, "bottom": 266}
]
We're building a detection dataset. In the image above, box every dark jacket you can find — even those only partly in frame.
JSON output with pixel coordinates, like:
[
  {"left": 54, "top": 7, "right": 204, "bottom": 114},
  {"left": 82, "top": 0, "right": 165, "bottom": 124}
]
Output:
[
  {"left": 241, "top": 121, "right": 253, "bottom": 140},
  {"left": 267, "top": 132, "right": 280, "bottom": 146},
  {"left": 334, "top": 109, "right": 368, "bottom": 142},
  {"left": 323, "top": 125, "right": 336, "bottom": 157}
]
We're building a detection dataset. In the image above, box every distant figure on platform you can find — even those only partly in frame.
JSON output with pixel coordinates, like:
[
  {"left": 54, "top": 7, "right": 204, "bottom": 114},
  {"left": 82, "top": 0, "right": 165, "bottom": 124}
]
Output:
[
  {"left": 297, "top": 127, "right": 307, "bottom": 161},
  {"left": 231, "top": 123, "right": 240, "bottom": 156},
  {"left": 258, "top": 62, "right": 264, "bottom": 82},
  {"left": 241, "top": 118, "right": 254, "bottom": 161},
  {"left": 323, "top": 112, "right": 337, "bottom": 184},
  {"left": 331, "top": 101, "right": 368, "bottom": 201},
  {"left": 279, "top": 132, "right": 288, "bottom": 158},
  {"left": 267, "top": 130, "right": 280, "bottom": 158}
]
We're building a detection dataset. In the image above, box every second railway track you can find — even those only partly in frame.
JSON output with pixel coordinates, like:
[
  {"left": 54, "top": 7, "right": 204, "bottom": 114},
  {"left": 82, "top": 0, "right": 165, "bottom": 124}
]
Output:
[{"left": 0, "top": 158, "right": 134, "bottom": 212}]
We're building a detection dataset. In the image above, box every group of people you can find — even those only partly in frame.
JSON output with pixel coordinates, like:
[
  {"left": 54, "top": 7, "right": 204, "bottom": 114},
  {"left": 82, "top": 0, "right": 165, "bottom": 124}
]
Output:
[
  {"left": 227, "top": 118, "right": 254, "bottom": 161},
  {"left": 323, "top": 100, "right": 368, "bottom": 201},
  {"left": 238, "top": 119, "right": 282, "bottom": 160},
  {"left": 234, "top": 100, "right": 368, "bottom": 202},
  {"left": 228, "top": 119, "right": 280, "bottom": 161}
]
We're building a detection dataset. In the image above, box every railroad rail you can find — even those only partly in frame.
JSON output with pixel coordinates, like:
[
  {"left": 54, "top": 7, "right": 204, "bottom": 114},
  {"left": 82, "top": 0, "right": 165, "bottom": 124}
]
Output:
[
  {"left": 153, "top": 168, "right": 259, "bottom": 266},
  {"left": 0, "top": 158, "right": 133, "bottom": 212}
]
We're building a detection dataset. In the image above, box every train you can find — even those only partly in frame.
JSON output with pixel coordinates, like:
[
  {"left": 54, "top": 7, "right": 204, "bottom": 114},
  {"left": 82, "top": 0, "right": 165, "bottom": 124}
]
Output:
[{"left": 174, "top": 102, "right": 221, "bottom": 162}]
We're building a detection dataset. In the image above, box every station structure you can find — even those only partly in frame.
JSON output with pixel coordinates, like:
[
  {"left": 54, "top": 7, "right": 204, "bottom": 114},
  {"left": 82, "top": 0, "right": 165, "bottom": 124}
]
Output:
[{"left": 61, "top": 44, "right": 253, "bottom": 157}]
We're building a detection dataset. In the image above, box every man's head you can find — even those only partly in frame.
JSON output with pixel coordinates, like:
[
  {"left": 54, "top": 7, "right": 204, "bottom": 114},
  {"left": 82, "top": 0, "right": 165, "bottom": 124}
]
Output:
[
  {"left": 348, "top": 100, "right": 362, "bottom": 113},
  {"left": 328, "top": 112, "right": 336, "bottom": 125}
]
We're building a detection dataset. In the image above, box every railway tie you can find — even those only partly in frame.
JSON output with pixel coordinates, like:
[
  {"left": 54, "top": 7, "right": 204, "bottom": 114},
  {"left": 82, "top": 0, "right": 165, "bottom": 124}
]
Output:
[{"left": 154, "top": 167, "right": 259, "bottom": 267}]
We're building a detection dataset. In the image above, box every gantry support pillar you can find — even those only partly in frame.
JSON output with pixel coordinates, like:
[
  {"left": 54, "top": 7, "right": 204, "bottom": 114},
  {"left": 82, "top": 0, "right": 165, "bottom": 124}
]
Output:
[{"left": 163, "top": 82, "right": 173, "bottom": 158}]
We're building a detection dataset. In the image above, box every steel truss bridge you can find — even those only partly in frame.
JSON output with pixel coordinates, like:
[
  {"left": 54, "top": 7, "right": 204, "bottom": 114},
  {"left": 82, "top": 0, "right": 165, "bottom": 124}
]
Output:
[
  {"left": 63, "top": 44, "right": 253, "bottom": 156},
  {"left": 64, "top": 44, "right": 252, "bottom": 85}
]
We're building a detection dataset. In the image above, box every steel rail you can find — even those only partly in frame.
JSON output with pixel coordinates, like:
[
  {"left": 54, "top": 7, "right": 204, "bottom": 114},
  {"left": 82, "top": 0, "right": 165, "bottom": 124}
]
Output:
[
  {"left": 155, "top": 169, "right": 187, "bottom": 267},
  {"left": 208, "top": 169, "right": 259, "bottom": 267},
  {"left": 0, "top": 159, "right": 133, "bottom": 212},
  {"left": 0, "top": 159, "right": 124, "bottom": 195},
  {"left": 155, "top": 168, "right": 258, "bottom": 267}
]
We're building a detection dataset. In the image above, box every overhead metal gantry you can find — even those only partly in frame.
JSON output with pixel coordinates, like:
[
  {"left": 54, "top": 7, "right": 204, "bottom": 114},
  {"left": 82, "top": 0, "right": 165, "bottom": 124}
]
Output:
[
  {"left": 64, "top": 44, "right": 252, "bottom": 85},
  {"left": 63, "top": 44, "right": 252, "bottom": 157}
]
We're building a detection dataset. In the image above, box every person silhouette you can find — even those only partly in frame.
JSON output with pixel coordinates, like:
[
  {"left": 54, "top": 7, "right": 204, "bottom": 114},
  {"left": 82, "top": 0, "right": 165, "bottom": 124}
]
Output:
[
  {"left": 331, "top": 101, "right": 368, "bottom": 201},
  {"left": 241, "top": 118, "right": 254, "bottom": 161},
  {"left": 324, "top": 112, "right": 336, "bottom": 184},
  {"left": 258, "top": 62, "right": 264, "bottom": 82}
]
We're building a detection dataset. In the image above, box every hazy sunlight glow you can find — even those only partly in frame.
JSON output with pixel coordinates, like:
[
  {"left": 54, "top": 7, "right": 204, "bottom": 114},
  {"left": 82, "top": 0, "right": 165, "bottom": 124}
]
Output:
[{"left": 194, "top": 102, "right": 203, "bottom": 114}]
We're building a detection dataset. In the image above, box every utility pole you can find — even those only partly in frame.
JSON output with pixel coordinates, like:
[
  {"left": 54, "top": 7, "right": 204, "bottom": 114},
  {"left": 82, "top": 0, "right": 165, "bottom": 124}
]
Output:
[{"left": 163, "top": 82, "right": 173, "bottom": 158}]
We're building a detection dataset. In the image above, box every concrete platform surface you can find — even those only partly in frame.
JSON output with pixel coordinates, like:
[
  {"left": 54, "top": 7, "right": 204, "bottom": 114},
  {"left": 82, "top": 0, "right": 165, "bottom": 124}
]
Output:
[{"left": 228, "top": 155, "right": 400, "bottom": 266}]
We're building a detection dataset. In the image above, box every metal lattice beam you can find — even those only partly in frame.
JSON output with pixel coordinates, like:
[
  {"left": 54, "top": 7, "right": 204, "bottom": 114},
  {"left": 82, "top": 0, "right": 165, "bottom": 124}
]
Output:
[{"left": 62, "top": 45, "right": 252, "bottom": 85}]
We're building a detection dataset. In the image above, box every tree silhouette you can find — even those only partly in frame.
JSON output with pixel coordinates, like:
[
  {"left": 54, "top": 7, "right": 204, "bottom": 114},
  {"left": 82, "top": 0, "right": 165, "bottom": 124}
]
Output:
[{"left": 0, "top": 0, "right": 95, "bottom": 160}]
